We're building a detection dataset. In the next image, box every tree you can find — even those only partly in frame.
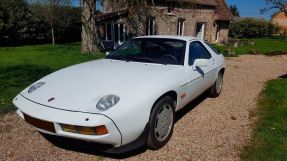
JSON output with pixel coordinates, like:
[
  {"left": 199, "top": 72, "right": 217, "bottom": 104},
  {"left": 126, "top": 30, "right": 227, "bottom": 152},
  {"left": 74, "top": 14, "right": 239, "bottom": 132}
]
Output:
[
  {"left": 81, "top": 0, "right": 152, "bottom": 54},
  {"left": 0, "top": 0, "right": 81, "bottom": 45},
  {"left": 229, "top": 19, "right": 280, "bottom": 38},
  {"left": 80, "top": 0, "right": 198, "bottom": 54},
  {"left": 0, "top": 0, "right": 40, "bottom": 44},
  {"left": 29, "top": 0, "right": 72, "bottom": 45},
  {"left": 105, "top": 0, "right": 196, "bottom": 35},
  {"left": 56, "top": 7, "right": 82, "bottom": 42},
  {"left": 81, "top": 0, "right": 101, "bottom": 53},
  {"left": 229, "top": 5, "right": 240, "bottom": 17},
  {"left": 261, "top": 0, "right": 287, "bottom": 15}
]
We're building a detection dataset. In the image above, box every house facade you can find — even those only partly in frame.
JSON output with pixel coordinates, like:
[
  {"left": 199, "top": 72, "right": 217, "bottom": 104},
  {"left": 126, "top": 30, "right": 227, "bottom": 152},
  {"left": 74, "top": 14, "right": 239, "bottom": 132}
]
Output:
[
  {"left": 96, "top": 0, "right": 233, "bottom": 49},
  {"left": 271, "top": 11, "right": 287, "bottom": 32}
]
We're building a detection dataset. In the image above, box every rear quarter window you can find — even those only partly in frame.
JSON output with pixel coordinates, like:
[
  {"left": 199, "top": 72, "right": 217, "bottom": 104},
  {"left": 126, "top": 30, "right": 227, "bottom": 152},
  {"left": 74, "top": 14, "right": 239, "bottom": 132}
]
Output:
[{"left": 205, "top": 43, "right": 221, "bottom": 55}]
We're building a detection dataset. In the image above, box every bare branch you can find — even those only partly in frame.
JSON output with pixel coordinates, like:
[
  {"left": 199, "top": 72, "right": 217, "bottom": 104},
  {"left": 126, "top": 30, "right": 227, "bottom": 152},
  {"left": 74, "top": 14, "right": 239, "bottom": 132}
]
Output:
[{"left": 261, "top": 0, "right": 287, "bottom": 15}]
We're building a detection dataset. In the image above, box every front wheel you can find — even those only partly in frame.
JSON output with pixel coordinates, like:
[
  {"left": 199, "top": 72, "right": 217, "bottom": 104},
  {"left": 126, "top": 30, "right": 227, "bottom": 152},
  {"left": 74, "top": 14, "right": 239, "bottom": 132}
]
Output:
[
  {"left": 209, "top": 71, "right": 224, "bottom": 98},
  {"left": 147, "top": 96, "right": 175, "bottom": 150}
]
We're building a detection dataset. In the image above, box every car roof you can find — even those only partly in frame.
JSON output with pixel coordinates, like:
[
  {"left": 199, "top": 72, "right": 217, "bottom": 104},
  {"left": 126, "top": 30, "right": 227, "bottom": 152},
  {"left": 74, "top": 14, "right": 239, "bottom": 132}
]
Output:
[{"left": 134, "top": 35, "right": 198, "bottom": 42}]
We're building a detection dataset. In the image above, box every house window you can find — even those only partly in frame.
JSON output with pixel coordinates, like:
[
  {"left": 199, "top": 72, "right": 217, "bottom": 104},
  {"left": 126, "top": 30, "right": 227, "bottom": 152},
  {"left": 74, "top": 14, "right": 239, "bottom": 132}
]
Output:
[
  {"left": 196, "top": 22, "right": 206, "bottom": 40},
  {"left": 105, "top": 23, "right": 112, "bottom": 40},
  {"left": 119, "top": 24, "right": 125, "bottom": 42},
  {"left": 114, "top": 23, "right": 126, "bottom": 43},
  {"left": 177, "top": 18, "right": 185, "bottom": 36},
  {"left": 114, "top": 24, "right": 119, "bottom": 42},
  {"left": 146, "top": 18, "right": 155, "bottom": 35},
  {"left": 215, "top": 24, "right": 220, "bottom": 43},
  {"left": 104, "top": 23, "right": 126, "bottom": 42}
]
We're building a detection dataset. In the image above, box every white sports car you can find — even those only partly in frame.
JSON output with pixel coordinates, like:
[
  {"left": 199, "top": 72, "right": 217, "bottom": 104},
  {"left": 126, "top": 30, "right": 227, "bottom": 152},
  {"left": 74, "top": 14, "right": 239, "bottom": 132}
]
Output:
[{"left": 13, "top": 35, "right": 225, "bottom": 152}]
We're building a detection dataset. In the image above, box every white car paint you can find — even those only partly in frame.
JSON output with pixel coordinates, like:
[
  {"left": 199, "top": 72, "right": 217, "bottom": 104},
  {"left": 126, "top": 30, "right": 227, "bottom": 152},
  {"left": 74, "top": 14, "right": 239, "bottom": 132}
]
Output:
[{"left": 13, "top": 35, "right": 225, "bottom": 149}]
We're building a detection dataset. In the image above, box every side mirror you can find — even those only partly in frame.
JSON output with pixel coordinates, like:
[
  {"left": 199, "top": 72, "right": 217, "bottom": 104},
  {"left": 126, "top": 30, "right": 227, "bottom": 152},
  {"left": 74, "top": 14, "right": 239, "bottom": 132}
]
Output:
[
  {"left": 106, "top": 52, "right": 110, "bottom": 56},
  {"left": 193, "top": 59, "right": 208, "bottom": 70}
]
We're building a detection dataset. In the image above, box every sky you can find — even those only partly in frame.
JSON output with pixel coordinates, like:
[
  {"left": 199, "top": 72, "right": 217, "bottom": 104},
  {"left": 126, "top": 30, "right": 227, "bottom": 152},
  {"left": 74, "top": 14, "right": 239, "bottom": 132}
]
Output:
[
  {"left": 72, "top": 0, "right": 103, "bottom": 10},
  {"left": 226, "top": 0, "right": 278, "bottom": 20}
]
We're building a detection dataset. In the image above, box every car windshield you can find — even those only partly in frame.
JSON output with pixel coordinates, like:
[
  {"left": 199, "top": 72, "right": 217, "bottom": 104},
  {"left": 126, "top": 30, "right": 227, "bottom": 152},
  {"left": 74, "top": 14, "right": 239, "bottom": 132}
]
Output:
[{"left": 105, "top": 38, "right": 186, "bottom": 65}]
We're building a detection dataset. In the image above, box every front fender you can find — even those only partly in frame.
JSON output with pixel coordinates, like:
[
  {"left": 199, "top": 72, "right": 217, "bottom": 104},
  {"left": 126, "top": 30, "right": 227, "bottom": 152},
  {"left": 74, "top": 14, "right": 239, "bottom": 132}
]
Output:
[{"left": 103, "top": 67, "right": 188, "bottom": 145}]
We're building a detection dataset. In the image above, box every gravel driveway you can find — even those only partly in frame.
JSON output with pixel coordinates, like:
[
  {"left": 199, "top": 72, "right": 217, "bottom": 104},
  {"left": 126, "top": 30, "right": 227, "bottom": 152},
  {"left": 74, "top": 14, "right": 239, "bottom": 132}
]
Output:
[{"left": 1, "top": 55, "right": 287, "bottom": 161}]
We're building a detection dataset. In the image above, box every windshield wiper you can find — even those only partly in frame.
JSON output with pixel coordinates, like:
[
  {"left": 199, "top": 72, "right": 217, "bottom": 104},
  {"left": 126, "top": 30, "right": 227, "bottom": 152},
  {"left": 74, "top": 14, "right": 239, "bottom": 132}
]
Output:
[
  {"left": 108, "top": 55, "right": 129, "bottom": 62},
  {"left": 128, "top": 56, "right": 155, "bottom": 63}
]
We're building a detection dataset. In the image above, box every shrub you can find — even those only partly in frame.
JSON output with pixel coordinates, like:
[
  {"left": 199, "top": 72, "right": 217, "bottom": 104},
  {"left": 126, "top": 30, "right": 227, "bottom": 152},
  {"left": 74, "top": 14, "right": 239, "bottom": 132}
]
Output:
[
  {"left": 230, "top": 18, "right": 281, "bottom": 38},
  {"left": 0, "top": 0, "right": 81, "bottom": 45}
]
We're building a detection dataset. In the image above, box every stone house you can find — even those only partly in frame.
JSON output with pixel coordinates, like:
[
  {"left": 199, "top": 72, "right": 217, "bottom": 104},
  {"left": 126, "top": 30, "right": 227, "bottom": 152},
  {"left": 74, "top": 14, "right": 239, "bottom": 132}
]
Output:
[
  {"left": 96, "top": 0, "right": 233, "bottom": 49},
  {"left": 271, "top": 11, "right": 287, "bottom": 33}
]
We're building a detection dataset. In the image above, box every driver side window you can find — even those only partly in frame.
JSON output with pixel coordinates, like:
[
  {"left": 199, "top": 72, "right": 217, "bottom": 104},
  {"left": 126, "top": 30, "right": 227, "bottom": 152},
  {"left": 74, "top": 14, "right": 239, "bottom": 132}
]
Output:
[{"left": 189, "top": 41, "right": 211, "bottom": 65}]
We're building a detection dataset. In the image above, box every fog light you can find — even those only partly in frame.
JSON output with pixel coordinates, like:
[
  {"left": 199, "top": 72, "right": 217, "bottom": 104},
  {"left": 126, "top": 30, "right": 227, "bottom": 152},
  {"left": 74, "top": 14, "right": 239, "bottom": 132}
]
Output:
[
  {"left": 61, "top": 124, "right": 108, "bottom": 135},
  {"left": 62, "top": 124, "right": 77, "bottom": 133},
  {"left": 78, "top": 126, "right": 97, "bottom": 135}
]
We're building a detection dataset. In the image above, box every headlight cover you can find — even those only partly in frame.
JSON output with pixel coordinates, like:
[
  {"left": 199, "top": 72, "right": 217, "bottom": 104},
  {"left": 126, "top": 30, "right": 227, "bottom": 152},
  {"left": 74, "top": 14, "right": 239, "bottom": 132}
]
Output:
[
  {"left": 96, "top": 95, "right": 120, "bottom": 111},
  {"left": 28, "top": 82, "right": 45, "bottom": 93}
]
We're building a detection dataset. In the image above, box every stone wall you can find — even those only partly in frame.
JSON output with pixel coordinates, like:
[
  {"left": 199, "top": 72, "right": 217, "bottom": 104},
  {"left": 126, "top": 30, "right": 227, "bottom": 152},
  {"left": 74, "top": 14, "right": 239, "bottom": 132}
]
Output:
[
  {"left": 103, "top": 0, "right": 112, "bottom": 13},
  {"left": 100, "top": 1, "right": 230, "bottom": 44},
  {"left": 271, "top": 12, "right": 287, "bottom": 31},
  {"left": 150, "top": 7, "right": 221, "bottom": 43}
]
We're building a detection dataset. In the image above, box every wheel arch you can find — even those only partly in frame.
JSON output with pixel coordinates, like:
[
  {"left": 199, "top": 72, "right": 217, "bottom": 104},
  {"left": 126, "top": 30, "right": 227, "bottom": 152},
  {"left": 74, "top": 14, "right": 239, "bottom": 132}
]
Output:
[
  {"left": 151, "top": 91, "right": 177, "bottom": 114},
  {"left": 219, "top": 68, "right": 225, "bottom": 74},
  {"left": 147, "top": 90, "right": 177, "bottom": 149}
]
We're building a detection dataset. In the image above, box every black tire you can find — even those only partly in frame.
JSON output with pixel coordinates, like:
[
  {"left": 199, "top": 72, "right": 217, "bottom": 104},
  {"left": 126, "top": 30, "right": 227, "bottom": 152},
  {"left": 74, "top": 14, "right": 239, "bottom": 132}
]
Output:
[
  {"left": 147, "top": 96, "right": 175, "bottom": 150},
  {"left": 209, "top": 71, "right": 224, "bottom": 98}
]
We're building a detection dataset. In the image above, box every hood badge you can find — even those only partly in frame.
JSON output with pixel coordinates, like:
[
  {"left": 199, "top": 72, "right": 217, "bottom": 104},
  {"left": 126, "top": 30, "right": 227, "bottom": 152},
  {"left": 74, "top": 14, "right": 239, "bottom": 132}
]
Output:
[{"left": 48, "top": 97, "right": 55, "bottom": 102}]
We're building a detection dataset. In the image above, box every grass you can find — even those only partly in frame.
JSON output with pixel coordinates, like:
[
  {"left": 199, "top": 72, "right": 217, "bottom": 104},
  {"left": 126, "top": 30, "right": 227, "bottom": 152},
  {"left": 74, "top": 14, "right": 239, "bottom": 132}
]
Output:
[
  {"left": 241, "top": 76, "right": 287, "bottom": 161},
  {"left": 0, "top": 43, "right": 104, "bottom": 113},
  {"left": 1, "top": 38, "right": 286, "bottom": 113},
  {"left": 213, "top": 38, "right": 287, "bottom": 56}
]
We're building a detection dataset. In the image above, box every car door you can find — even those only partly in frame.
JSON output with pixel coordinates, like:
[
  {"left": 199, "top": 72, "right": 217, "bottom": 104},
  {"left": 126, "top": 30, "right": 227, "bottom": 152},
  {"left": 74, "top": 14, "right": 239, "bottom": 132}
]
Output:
[{"left": 187, "top": 41, "right": 216, "bottom": 100}]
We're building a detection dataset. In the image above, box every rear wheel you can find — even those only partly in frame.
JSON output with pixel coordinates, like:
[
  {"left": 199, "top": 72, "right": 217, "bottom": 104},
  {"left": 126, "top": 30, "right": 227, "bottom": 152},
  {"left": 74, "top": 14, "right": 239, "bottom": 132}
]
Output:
[
  {"left": 209, "top": 71, "right": 224, "bottom": 98},
  {"left": 147, "top": 96, "right": 175, "bottom": 150}
]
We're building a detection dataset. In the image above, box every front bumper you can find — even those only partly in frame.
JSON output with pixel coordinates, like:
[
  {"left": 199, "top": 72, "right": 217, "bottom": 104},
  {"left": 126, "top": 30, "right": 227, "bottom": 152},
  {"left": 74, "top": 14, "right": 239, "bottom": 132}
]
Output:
[{"left": 13, "top": 94, "right": 122, "bottom": 147}]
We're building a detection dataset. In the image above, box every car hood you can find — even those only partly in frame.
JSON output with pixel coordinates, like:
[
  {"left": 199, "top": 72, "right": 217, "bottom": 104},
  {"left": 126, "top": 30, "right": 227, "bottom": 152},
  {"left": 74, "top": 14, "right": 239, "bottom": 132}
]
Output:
[{"left": 21, "top": 59, "right": 181, "bottom": 113}]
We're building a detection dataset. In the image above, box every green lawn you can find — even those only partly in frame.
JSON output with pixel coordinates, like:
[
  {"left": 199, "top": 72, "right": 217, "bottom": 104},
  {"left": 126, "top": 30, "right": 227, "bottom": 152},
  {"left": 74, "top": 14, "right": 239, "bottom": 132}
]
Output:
[
  {"left": 1, "top": 39, "right": 286, "bottom": 113},
  {"left": 214, "top": 38, "right": 287, "bottom": 56},
  {"left": 241, "top": 76, "right": 287, "bottom": 161},
  {"left": 0, "top": 43, "right": 104, "bottom": 113}
]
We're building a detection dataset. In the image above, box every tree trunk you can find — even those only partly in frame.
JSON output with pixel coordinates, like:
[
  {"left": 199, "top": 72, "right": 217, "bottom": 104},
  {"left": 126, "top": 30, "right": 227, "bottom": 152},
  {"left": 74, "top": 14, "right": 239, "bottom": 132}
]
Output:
[
  {"left": 81, "top": 0, "right": 99, "bottom": 54},
  {"left": 51, "top": 28, "right": 55, "bottom": 46}
]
